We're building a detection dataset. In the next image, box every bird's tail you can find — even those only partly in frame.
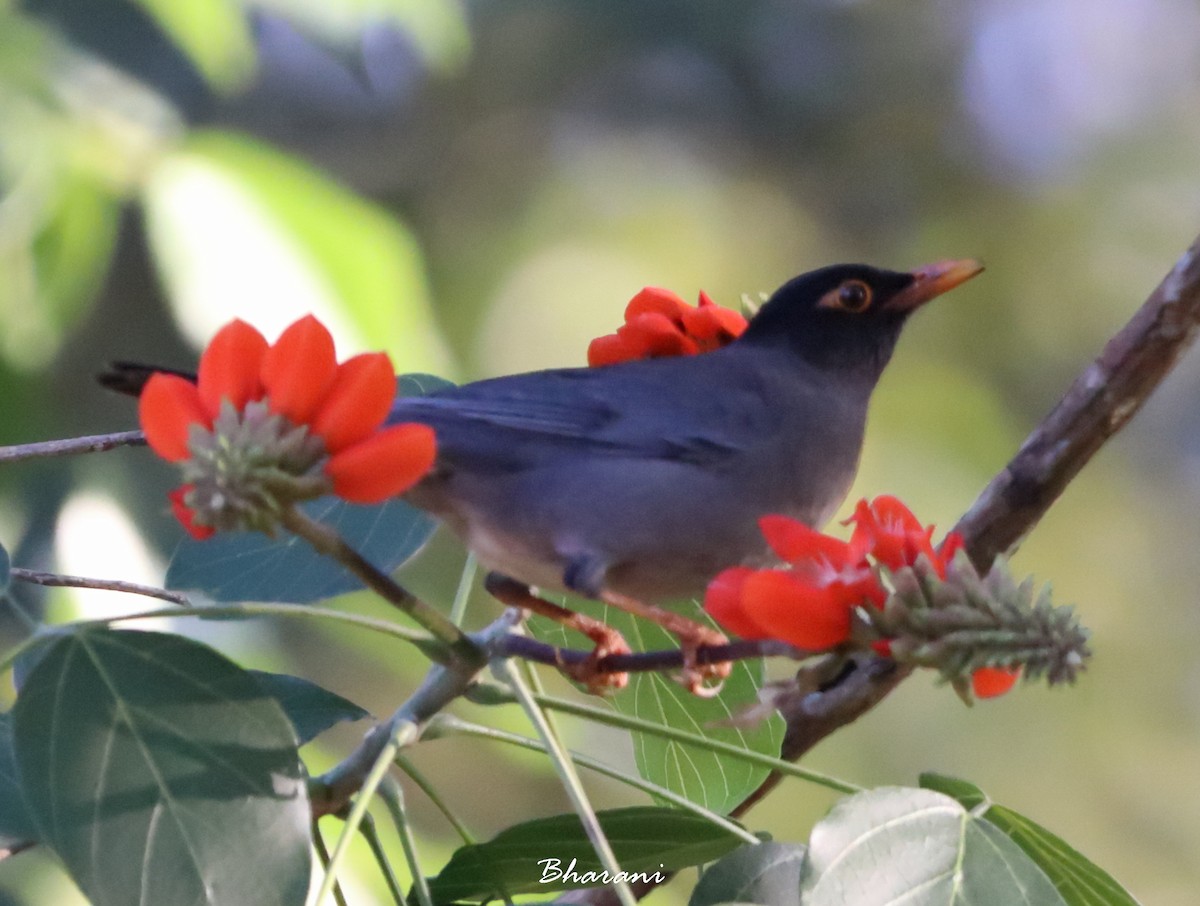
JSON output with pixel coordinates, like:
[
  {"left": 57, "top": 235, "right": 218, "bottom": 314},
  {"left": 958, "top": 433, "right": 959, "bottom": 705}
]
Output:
[{"left": 97, "top": 362, "right": 196, "bottom": 398}]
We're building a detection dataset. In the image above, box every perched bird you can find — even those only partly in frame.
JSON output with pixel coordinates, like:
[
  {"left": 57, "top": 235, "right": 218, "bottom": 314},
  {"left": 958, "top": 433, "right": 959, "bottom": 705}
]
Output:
[
  {"left": 103, "top": 260, "right": 981, "bottom": 691},
  {"left": 390, "top": 260, "right": 982, "bottom": 689}
]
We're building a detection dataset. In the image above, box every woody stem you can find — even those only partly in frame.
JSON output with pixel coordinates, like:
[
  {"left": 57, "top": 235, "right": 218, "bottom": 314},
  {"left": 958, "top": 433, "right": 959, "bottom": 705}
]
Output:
[{"left": 279, "top": 505, "right": 484, "bottom": 669}]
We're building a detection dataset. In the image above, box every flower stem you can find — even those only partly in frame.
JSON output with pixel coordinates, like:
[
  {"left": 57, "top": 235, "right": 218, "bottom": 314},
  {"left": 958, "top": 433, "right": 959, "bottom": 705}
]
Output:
[
  {"left": 378, "top": 778, "right": 434, "bottom": 906},
  {"left": 430, "top": 714, "right": 760, "bottom": 844},
  {"left": 315, "top": 719, "right": 420, "bottom": 906},
  {"left": 494, "top": 658, "right": 639, "bottom": 906},
  {"left": 473, "top": 686, "right": 860, "bottom": 796},
  {"left": 280, "top": 505, "right": 483, "bottom": 668}
]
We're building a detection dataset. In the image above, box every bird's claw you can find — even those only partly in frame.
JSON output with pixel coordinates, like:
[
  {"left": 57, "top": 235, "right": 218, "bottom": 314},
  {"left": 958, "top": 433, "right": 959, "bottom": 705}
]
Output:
[
  {"left": 678, "top": 627, "right": 732, "bottom": 697},
  {"left": 560, "top": 630, "right": 632, "bottom": 694}
]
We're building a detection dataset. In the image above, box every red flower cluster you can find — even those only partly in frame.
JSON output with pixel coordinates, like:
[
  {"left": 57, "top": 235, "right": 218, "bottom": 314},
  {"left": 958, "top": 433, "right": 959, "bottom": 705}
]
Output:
[
  {"left": 704, "top": 496, "right": 1019, "bottom": 697},
  {"left": 140, "top": 316, "right": 436, "bottom": 538},
  {"left": 587, "top": 287, "right": 748, "bottom": 367}
]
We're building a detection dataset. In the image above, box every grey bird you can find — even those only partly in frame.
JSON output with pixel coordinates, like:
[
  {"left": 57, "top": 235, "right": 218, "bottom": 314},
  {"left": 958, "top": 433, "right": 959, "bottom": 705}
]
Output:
[{"left": 390, "top": 259, "right": 982, "bottom": 689}]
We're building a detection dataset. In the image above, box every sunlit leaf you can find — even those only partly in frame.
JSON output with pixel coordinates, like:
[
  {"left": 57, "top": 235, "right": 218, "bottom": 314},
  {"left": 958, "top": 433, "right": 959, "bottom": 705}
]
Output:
[
  {"left": 0, "top": 712, "right": 37, "bottom": 849},
  {"left": 250, "top": 670, "right": 370, "bottom": 745},
  {"left": 689, "top": 841, "right": 805, "bottom": 906},
  {"left": 428, "top": 806, "right": 744, "bottom": 901},
  {"left": 800, "top": 787, "right": 1066, "bottom": 905},
  {"left": 143, "top": 130, "right": 451, "bottom": 374},
  {"left": 921, "top": 774, "right": 1141, "bottom": 906},
  {"left": 32, "top": 175, "right": 119, "bottom": 333},
  {"left": 130, "top": 0, "right": 255, "bottom": 91},
  {"left": 531, "top": 598, "right": 784, "bottom": 815},
  {"left": 12, "top": 628, "right": 310, "bottom": 906}
]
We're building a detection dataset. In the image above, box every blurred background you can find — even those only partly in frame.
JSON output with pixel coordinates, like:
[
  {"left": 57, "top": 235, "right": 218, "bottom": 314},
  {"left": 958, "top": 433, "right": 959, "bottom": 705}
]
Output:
[{"left": 2, "top": 0, "right": 1199, "bottom": 902}]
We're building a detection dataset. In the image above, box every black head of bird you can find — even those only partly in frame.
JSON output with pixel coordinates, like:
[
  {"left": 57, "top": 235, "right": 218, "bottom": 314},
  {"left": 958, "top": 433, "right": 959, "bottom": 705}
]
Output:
[{"left": 739, "top": 259, "right": 983, "bottom": 377}]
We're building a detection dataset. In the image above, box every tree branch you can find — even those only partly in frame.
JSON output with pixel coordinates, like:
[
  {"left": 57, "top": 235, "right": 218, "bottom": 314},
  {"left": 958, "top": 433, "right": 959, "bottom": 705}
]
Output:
[
  {"left": 0, "top": 430, "right": 145, "bottom": 463},
  {"left": 954, "top": 238, "right": 1200, "bottom": 568},
  {"left": 746, "top": 233, "right": 1200, "bottom": 797},
  {"left": 560, "top": 234, "right": 1200, "bottom": 904}
]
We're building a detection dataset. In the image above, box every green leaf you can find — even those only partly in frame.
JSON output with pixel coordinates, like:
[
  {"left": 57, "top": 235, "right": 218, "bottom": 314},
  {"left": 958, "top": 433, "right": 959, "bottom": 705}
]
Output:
[
  {"left": 919, "top": 772, "right": 989, "bottom": 809},
  {"left": 530, "top": 598, "right": 785, "bottom": 815},
  {"left": 32, "top": 175, "right": 119, "bottom": 334},
  {"left": 13, "top": 628, "right": 311, "bottom": 906},
  {"left": 166, "top": 493, "right": 436, "bottom": 603},
  {"left": 689, "top": 841, "right": 805, "bottom": 906},
  {"left": 0, "top": 541, "right": 9, "bottom": 595},
  {"left": 800, "top": 787, "right": 1067, "bottom": 905},
  {"left": 920, "top": 774, "right": 1142, "bottom": 905},
  {"left": 428, "top": 806, "right": 744, "bottom": 902},
  {"left": 143, "top": 130, "right": 451, "bottom": 375},
  {"left": 0, "top": 712, "right": 37, "bottom": 848},
  {"left": 130, "top": 0, "right": 255, "bottom": 91},
  {"left": 249, "top": 670, "right": 370, "bottom": 745}
]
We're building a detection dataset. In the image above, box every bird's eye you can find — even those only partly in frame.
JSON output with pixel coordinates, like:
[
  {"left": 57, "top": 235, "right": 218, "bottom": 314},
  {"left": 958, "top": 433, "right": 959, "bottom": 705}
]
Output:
[{"left": 836, "top": 280, "right": 872, "bottom": 312}]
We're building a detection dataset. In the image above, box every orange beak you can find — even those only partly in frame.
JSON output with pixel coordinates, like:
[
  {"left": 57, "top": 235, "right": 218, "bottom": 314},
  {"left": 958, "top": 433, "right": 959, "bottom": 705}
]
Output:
[{"left": 886, "top": 259, "right": 984, "bottom": 312}]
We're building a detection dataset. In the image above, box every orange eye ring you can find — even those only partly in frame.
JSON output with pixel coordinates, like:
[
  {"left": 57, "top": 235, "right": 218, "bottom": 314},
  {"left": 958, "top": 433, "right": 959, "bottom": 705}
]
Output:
[{"left": 818, "top": 279, "right": 873, "bottom": 313}]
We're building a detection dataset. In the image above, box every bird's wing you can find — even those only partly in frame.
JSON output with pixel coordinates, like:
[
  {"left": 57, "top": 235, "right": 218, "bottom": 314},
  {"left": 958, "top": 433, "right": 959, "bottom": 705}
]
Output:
[{"left": 390, "top": 362, "right": 756, "bottom": 474}]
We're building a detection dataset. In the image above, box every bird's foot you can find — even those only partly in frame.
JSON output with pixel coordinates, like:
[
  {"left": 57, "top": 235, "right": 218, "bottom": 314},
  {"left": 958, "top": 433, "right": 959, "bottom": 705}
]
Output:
[
  {"left": 676, "top": 625, "right": 733, "bottom": 698},
  {"left": 484, "top": 572, "right": 630, "bottom": 694},
  {"left": 600, "top": 590, "right": 733, "bottom": 696},
  {"left": 559, "top": 627, "right": 632, "bottom": 694}
]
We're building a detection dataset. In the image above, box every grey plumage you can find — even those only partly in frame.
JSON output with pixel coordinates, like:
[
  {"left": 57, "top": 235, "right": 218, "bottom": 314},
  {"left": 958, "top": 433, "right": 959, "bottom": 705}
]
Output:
[{"left": 391, "top": 260, "right": 981, "bottom": 606}]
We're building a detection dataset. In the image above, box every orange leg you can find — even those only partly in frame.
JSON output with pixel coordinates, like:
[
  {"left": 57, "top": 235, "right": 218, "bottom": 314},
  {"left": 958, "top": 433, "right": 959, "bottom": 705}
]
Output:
[
  {"left": 599, "top": 590, "right": 732, "bottom": 697},
  {"left": 485, "top": 574, "right": 631, "bottom": 693}
]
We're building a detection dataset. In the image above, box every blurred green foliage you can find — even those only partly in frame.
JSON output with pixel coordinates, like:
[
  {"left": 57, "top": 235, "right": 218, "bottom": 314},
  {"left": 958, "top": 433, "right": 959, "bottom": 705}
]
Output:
[{"left": 2, "top": 0, "right": 1199, "bottom": 903}]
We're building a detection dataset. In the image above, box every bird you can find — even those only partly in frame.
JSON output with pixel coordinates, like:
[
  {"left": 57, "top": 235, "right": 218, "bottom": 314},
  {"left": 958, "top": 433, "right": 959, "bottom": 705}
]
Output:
[
  {"left": 102, "top": 259, "right": 981, "bottom": 692},
  {"left": 387, "top": 259, "right": 983, "bottom": 691}
]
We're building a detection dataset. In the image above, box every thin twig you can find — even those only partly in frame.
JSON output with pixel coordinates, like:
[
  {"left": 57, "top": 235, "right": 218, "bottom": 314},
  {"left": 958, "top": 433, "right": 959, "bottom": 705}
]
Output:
[
  {"left": 497, "top": 633, "right": 803, "bottom": 673},
  {"left": 469, "top": 685, "right": 859, "bottom": 796},
  {"left": 430, "top": 714, "right": 760, "bottom": 844},
  {"left": 309, "top": 611, "right": 523, "bottom": 820},
  {"left": 494, "top": 658, "right": 639, "bottom": 906},
  {"left": 311, "top": 825, "right": 350, "bottom": 906},
  {"left": 378, "top": 778, "right": 434, "bottom": 906},
  {"left": 393, "top": 754, "right": 477, "bottom": 845},
  {"left": 10, "top": 568, "right": 190, "bottom": 605},
  {"left": 316, "top": 720, "right": 421, "bottom": 906},
  {"left": 280, "top": 506, "right": 483, "bottom": 668},
  {"left": 0, "top": 430, "right": 145, "bottom": 463}
]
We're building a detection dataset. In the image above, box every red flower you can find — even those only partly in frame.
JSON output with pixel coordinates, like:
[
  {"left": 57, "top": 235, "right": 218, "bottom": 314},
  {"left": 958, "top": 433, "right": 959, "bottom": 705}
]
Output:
[
  {"left": 587, "top": 287, "right": 748, "bottom": 367},
  {"left": 168, "top": 485, "right": 215, "bottom": 541},
  {"left": 139, "top": 315, "right": 437, "bottom": 536},
  {"left": 971, "top": 666, "right": 1020, "bottom": 699},
  {"left": 704, "top": 514, "right": 884, "bottom": 651},
  {"left": 703, "top": 498, "right": 965, "bottom": 652},
  {"left": 846, "top": 495, "right": 963, "bottom": 579}
]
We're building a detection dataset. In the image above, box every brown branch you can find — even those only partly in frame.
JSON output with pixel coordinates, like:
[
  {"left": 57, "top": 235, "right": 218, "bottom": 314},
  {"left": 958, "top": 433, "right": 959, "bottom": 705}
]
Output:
[
  {"left": 734, "top": 235, "right": 1200, "bottom": 803},
  {"left": 562, "top": 234, "right": 1200, "bottom": 904},
  {"left": 10, "top": 568, "right": 190, "bottom": 605},
  {"left": 0, "top": 430, "right": 145, "bottom": 463},
  {"left": 954, "top": 238, "right": 1200, "bottom": 568}
]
